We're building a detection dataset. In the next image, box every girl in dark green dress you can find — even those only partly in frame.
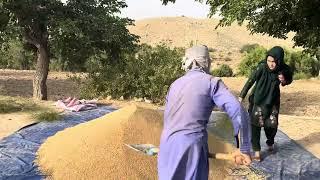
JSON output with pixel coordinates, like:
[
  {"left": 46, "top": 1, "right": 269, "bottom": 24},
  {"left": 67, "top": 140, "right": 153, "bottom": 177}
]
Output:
[{"left": 239, "top": 46, "right": 293, "bottom": 161}]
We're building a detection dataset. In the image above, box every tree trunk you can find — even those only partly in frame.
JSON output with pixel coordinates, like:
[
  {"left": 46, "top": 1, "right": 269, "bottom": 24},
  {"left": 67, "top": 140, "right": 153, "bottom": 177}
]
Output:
[{"left": 33, "top": 43, "right": 49, "bottom": 100}]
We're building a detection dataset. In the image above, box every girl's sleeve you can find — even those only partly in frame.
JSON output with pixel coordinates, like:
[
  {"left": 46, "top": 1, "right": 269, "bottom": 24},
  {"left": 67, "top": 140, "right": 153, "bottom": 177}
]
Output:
[{"left": 239, "top": 65, "right": 262, "bottom": 98}]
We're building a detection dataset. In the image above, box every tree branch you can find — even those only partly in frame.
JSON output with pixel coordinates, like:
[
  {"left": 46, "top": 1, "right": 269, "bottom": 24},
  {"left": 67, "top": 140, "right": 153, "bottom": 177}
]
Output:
[{"left": 24, "top": 27, "right": 40, "bottom": 48}]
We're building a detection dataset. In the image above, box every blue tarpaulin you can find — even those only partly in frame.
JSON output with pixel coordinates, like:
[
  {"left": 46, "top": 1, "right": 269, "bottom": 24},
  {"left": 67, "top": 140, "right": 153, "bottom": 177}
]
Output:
[
  {"left": 0, "top": 106, "right": 116, "bottom": 180},
  {"left": 208, "top": 112, "right": 320, "bottom": 180},
  {"left": 0, "top": 109, "right": 319, "bottom": 179},
  {"left": 250, "top": 130, "right": 320, "bottom": 180}
]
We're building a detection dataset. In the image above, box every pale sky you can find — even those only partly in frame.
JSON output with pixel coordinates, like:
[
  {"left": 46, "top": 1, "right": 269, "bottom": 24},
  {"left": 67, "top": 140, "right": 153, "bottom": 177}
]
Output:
[
  {"left": 121, "top": 0, "right": 211, "bottom": 20},
  {"left": 61, "top": 0, "right": 212, "bottom": 20}
]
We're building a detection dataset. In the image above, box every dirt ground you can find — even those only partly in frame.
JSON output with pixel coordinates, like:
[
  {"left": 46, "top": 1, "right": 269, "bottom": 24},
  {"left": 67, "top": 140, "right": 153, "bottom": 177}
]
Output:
[
  {"left": 0, "top": 113, "right": 35, "bottom": 138},
  {"left": 0, "top": 69, "right": 80, "bottom": 101},
  {"left": 0, "top": 69, "right": 319, "bottom": 159}
]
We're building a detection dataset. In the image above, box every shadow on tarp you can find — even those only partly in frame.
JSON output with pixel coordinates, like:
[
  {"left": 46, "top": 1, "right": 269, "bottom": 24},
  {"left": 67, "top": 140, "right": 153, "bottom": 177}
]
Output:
[
  {"left": 0, "top": 106, "right": 116, "bottom": 180},
  {"left": 208, "top": 112, "right": 320, "bottom": 180}
]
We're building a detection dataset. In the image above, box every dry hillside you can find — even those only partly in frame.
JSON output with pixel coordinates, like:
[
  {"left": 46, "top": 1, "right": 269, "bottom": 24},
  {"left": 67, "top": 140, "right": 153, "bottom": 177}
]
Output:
[
  {"left": 129, "top": 17, "right": 296, "bottom": 50},
  {"left": 128, "top": 17, "right": 298, "bottom": 70}
]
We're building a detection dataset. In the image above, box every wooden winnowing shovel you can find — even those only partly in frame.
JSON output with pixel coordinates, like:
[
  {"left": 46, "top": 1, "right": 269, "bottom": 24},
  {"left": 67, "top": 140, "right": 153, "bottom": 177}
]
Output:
[
  {"left": 124, "top": 143, "right": 233, "bottom": 160},
  {"left": 208, "top": 152, "right": 233, "bottom": 160}
]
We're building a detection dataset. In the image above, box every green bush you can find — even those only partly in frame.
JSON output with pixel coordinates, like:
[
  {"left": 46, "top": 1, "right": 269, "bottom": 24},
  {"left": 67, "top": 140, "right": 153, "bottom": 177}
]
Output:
[
  {"left": 0, "top": 96, "right": 55, "bottom": 117},
  {"left": 79, "top": 43, "right": 185, "bottom": 103},
  {"left": 211, "top": 64, "right": 233, "bottom": 77},
  {"left": 238, "top": 46, "right": 319, "bottom": 78},
  {"left": 0, "top": 40, "right": 35, "bottom": 70},
  {"left": 0, "top": 100, "right": 23, "bottom": 113},
  {"left": 33, "top": 111, "right": 62, "bottom": 122},
  {"left": 240, "top": 43, "right": 260, "bottom": 53},
  {"left": 293, "top": 72, "right": 312, "bottom": 80},
  {"left": 238, "top": 46, "right": 267, "bottom": 76},
  {"left": 285, "top": 51, "right": 319, "bottom": 77},
  {"left": 208, "top": 47, "right": 217, "bottom": 52}
]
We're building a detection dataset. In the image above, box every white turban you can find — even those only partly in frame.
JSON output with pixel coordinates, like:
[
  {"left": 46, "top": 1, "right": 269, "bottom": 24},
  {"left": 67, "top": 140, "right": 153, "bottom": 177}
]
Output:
[{"left": 182, "top": 45, "right": 211, "bottom": 73}]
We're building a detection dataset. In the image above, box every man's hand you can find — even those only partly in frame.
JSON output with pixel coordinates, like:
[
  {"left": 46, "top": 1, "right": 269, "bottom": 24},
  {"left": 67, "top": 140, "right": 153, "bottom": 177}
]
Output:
[{"left": 232, "top": 149, "right": 252, "bottom": 166}]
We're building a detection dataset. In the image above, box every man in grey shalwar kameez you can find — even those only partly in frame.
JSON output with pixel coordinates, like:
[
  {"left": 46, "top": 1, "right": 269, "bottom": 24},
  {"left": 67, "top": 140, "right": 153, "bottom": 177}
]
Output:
[{"left": 158, "top": 45, "right": 252, "bottom": 180}]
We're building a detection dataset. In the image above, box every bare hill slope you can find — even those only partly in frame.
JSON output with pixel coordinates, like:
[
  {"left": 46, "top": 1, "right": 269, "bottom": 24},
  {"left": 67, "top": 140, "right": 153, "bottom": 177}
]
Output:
[
  {"left": 129, "top": 17, "right": 297, "bottom": 70},
  {"left": 129, "top": 17, "right": 296, "bottom": 50}
]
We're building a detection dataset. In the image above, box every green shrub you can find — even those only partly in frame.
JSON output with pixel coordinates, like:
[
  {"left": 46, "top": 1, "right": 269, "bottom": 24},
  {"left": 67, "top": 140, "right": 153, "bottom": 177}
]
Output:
[
  {"left": 238, "top": 46, "right": 267, "bottom": 76},
  {"left": 33, "top": 111, "right": 62, "bottom": 122},
  {"left": 0, "top": 40, "right": 35, "bottom": 70},
  {"left": 286, "top": 51, "right": 319, "bottom": 77},
  {"left": 293, "top": 72, "right": 312, "bottom": 80},
  {"left": 0, "top": 96, "right": 39, "bottom": 113},
  {"left": 208, "top": 47, "right": 217, "bottom": 52},
  {"left": 79, "top": 43, "right": 185, "bottom": 104},
  {"left": 0, "top": 96, "right": 60, "bottom": 122},
  {"left": 211, "top": 64, "right": 233, "bottom": 77},
  {"left": 240, "top": 43, "right": 260, "bottom": 53},
  {"left": 49, "top": 57, "right": 69, "bottom": 71},
  {"left": 238, "top": 46, "right": 319, "bottom": 78},
  {"left": 0, "top": 100, "right": 23, "bottom": 113}
]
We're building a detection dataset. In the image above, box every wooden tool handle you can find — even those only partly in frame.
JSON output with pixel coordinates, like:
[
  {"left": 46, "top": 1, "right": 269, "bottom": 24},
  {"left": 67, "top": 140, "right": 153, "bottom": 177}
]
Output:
[{"left": 208, "top": 153, "right": 233, "bottom": 160}]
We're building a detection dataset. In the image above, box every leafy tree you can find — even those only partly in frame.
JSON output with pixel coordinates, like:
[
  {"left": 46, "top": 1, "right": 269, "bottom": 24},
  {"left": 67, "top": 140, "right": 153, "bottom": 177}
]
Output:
[
  {"left": 0, "top": 0, "right": 138, "bottom": 100},
  {"left": 161, "top": 0, "right": 320, "bottom": 76},
  {"left": 162, "top": 0, "right": 319, "bottom": 50}
]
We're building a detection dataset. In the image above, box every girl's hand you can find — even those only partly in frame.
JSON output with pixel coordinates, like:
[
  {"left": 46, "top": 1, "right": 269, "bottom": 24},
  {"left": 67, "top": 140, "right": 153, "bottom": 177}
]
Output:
[{"left": 278, "top": 74, "right": 286, "bottom": 85}]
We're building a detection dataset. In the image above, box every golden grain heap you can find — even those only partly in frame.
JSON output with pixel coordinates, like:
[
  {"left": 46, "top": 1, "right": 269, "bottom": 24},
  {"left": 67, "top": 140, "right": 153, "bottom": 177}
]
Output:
[{"left": 36, "top": 105, "right": 263, "bottom": 179}]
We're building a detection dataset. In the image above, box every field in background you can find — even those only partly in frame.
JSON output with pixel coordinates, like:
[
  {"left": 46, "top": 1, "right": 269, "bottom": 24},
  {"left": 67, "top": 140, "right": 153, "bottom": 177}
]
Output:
[
  {"left": 1, "top": 69, "right": 319, "bottom": 117},
  {"left": 1, "top": 69, "right": 320, "bottom": 158}
]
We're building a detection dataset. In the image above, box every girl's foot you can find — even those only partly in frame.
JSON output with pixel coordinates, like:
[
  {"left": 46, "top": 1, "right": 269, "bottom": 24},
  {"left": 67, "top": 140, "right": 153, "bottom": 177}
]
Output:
[
  {"left": 252, "top": 151, "right": 261, "bottom": 162},
  {"left": 268, "top": 144, "right": 275, "bottom": 152}
]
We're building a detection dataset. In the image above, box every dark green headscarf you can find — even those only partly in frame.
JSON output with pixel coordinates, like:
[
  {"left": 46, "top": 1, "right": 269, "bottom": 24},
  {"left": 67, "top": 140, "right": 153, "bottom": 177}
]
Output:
[
  {"left": 266, "top": 46, "right": 285, "bottom": 72},
  {"left": 253, "top": 46, "right": 284, "bottom": 105}
]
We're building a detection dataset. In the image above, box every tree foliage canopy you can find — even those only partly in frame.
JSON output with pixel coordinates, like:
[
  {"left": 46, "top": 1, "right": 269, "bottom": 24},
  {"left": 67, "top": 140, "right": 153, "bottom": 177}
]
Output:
[
  {"left": 0, "top": 0, "right": 139, "bottom": 99},
  {"left": 0, "top": 0, "right": 138, "bottom": 62},
  {"left": 161, "top": 0, "right": 320, "bottom": 52}
]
